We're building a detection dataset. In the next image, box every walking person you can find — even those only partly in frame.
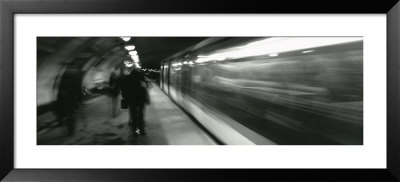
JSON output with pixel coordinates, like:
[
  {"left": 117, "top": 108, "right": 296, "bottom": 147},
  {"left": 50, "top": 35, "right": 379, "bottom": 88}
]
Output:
[
  {"left": 109, "top": 69, "right": 121, "bottom": 118},
  {"left": 119, "top": 66, "right": 150, "bottom": 136},
  {"left": 55, "top": 68, "right": 83, "bottom": 136}
]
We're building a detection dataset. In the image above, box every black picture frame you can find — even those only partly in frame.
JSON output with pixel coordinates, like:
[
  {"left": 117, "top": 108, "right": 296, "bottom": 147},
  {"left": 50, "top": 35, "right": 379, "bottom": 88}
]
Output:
[{"left": 1, "top": 0, "right": 399, "bottom": 181}]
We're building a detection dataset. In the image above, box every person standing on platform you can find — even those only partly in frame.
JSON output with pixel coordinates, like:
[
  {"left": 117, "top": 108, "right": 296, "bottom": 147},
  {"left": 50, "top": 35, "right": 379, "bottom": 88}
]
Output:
[
  {"left": 109, "top": 69, "right": 121, "bottom": 118},
  {"left": 55, "top": 68, "right": 83, "bottom": 136},
  {"left": 119, "top": 66, "right": 150, "bottom": 136}
]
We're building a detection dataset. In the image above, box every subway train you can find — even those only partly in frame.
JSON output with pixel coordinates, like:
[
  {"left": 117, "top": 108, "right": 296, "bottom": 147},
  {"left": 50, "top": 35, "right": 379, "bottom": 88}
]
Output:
[{"left": 160, "top": 37, "right": 363, "bottom": 145}]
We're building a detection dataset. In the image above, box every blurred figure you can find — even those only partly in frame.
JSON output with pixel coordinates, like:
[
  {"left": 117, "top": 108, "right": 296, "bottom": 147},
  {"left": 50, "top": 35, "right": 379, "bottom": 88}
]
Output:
[
  {"left": 55, "top": 69, "right": 83, "bottom": 136},
  {"left": 119, "top": 66, "right": 150, "bottom": 136},
  {"left": 109, "top": 69, "right": 121, "bottom": 118}
]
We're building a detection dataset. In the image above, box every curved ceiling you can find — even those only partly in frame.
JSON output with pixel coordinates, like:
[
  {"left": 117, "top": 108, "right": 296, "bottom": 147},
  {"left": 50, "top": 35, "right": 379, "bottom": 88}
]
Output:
[
  {"left": 38, "top": 37, "right": 207, "bottom": 70},
  {"left": 36, "top": 37, "right": 205, "bottom": 106}
]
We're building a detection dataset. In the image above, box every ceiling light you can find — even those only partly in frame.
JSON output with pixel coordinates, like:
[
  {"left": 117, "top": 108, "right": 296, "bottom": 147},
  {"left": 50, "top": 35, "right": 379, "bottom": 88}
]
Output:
[
  {"left": 130, "top": 51, "right": 137, "bottom": 55},
  {"left": 124, "top": 60, "right": 134, "bottom": 67},
  {"left": 125, "top": 45, "right": 135, "bottom": 51},
  {"left": 121, "top": 37, "right": 131, "bottom": 42}
]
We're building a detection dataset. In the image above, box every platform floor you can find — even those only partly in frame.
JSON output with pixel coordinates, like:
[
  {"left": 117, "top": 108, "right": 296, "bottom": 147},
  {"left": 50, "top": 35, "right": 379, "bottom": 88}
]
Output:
[{"left": 37, "top": 84, "right": 217, "bottom": 145}]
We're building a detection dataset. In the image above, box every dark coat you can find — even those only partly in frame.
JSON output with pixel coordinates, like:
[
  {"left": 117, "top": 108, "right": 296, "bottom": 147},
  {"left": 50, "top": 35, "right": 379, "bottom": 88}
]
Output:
[
  {"left": 55, "top": 70, "right": 83, "bottom": 117},
  {"left": 119, "top": 69, "right": 149, "bottom": 105},
  {"left": 109, "top": 73, "right": 120, "bottom": 96}
]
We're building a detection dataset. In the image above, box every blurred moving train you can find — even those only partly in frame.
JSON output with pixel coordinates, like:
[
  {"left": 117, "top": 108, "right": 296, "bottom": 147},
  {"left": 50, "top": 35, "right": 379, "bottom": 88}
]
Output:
[{"left": 160, "top": 37, "right": 363, "bottom": 145}]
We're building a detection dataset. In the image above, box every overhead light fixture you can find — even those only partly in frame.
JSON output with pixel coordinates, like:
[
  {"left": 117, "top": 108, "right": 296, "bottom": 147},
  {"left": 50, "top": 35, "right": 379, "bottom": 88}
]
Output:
[
  {"left": 130, "top": 51, "right": 137, "bottom": 55},
  {"left": 131, "top": 55, "right": 139, "bottom": 60},
  {"left": 121, "top": 37, "right": 131, "bottom": 42},
  {"left": 125, "top": 45, "right": 135, "bottom": 51},
  {"left": 124, "top": 60, "right": 134, "bottom": 67}
]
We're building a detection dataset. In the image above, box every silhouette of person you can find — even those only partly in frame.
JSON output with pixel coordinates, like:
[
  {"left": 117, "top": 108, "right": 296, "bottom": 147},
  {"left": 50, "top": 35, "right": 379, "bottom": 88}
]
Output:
[
  {"left": 55, "top": 68, "right": 83, "bottom": 136},
  {"left": 119, "top": 66, "right": 149, "bottom": 136},
  {"left": 109, "top": 69, "right": 121, "bottom": 118}
]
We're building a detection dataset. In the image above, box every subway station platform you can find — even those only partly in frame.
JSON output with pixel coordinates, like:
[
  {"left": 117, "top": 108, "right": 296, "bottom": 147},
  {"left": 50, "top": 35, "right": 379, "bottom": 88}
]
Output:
[{"left": 37, "top": 83, "right": 217, "bottom": 145}]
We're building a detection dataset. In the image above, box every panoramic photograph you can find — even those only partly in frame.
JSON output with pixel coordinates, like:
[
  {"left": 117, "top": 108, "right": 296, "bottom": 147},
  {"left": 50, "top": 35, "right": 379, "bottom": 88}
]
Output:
[{"left": 37, "top": 37, "right": 363, "bottom": 145}]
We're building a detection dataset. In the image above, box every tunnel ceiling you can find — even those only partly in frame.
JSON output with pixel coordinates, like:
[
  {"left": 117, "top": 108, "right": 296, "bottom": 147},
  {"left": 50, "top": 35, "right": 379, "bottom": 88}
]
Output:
[
  {"left": 131, "top": 37, "right": 207, "bottom": 68},
  {"left": 37, "top": 37, "right": 207, "bottom": 69}
]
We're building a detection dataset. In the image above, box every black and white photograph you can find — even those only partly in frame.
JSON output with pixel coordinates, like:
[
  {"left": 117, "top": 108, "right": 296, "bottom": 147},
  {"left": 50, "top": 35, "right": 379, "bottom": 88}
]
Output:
[
  {"left": 37, "top": 37, "right": 363, "bottom": 145},
  {"left": 2, "top": 0, "right": 399, "bottom": 180}
]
